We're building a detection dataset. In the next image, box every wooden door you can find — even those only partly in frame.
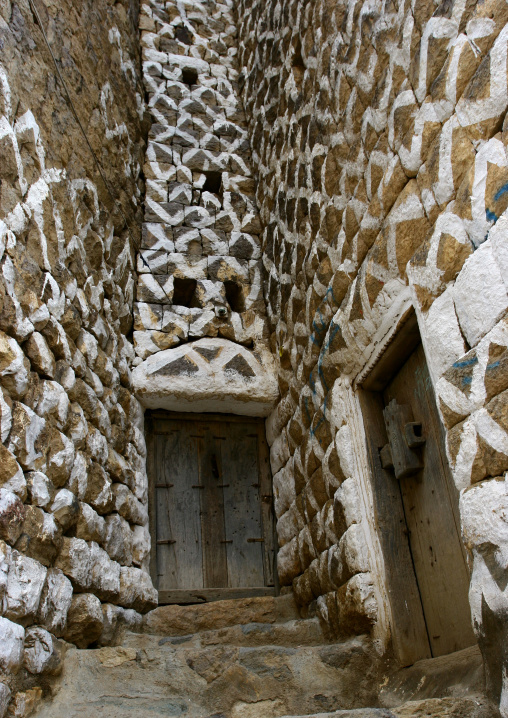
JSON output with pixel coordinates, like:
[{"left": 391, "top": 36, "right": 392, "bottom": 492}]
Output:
[
  {"left": 361, "top": 340, "right": 475, "bottom": 664},
  {"left": 146, "top": 412, "right": 276, "bottom": 604}
]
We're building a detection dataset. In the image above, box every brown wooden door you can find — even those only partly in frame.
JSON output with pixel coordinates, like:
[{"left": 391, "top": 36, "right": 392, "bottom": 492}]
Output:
[
  {"left": 360, "top": 337, "right": 475, "bottom": 665},
  {"left": 383, "top": 345, "right": 475, "bottom": 658},
  {"left": 146, "top": 412, "right": 276, "bottom": 604}
]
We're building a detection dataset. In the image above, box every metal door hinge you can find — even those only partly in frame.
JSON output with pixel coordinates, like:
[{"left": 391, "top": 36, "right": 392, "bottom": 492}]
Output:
[
  {"left": 247, "top": 538, "right": 265, "bottom": 543},
  {"left": 157, "top": 539, "right": 176, "bottom": 545},
  {"left": 382, "top": 399, "right": 425, "bottom": 480}
]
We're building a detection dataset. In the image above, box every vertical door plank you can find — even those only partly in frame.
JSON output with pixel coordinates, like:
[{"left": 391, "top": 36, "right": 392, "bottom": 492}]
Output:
[
  {"left": 221, "top": 422, "right": 265, "bottom": 587},
  {"left": 155, "top": 423, "right": 203, "bottom": 591},
  {"left": 145, "top": 413, "right": 158, "bottom": 587},
  {"left": 198, "top": 423, "right": 228, "bottom": 588},
  {"left": 258, "top": 423, "right": 276, "bottom": 587},
  {"left": 359, "top": 390, "right": 431, "bottom": 665},
  {"left": 384, "top": 345, "right": 475, "bottom": 657}
]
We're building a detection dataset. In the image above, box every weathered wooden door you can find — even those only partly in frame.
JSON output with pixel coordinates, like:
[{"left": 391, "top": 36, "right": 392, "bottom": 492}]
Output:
[
  {"left": 146, "top": 412, "right": 276, "bottom": 604},
  {"left": 361, "top": 338, "right": 475, "bottom": 664}
]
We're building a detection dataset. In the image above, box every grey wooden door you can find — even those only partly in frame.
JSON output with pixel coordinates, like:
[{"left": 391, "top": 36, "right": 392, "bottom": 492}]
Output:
[
  {"left": 360, "top": 336, "right": 475, "bottom": 664},
  {"left": 146, "top": 412, "right": 276, "bottom": 604},
  {"left": 382, "top": 345, "right": 475, "bottom": 658}
]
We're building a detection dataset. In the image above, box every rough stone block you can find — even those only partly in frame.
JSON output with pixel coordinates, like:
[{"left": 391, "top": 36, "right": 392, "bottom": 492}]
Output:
[
  {"left": 117, "top": 566, "right": 157, "bottom": 613},
  {"left": 337, "top": 573, "right": 377, "bottom": 635},
  {"left": 0, "top": 444, "right": 26, "bottom": 501},
  {"left": 0, "top": 331, "right": 29, "bottom": 399},
  {"left": 26, "top": 471, "right": 55, "bottom": 509},
  {"left": 6, "top": 688, "right": 43, "bottom": 717},
  {"left": 112, "top": 484, "right": 147, "bottom": 526},
  {"left": 335, "top": 425, "right": 355, "bottom": 479},
  {"left": 74, "top": 502, "right": 106, "bottom": 544},
  {"left": 84, "top": 463, "right": 114, "bottom": 515},
  {"left": 0, "top": 387, "right": 12, "bottom": 444},
  {"left": 50, "top": 489, "right": 79, "bottom": 532},
  {"left": 8, "top": 403, "right": 48, "bottom": 472},
  {"left": 63, "top": 593, "right": 103, "bottom": 648},
  {"left": 453, "top": 240, "right": 508, "bottom": 348},
  {"left": 489, "top": 214, "right": 508, "bottom": 294},
  {"left": 0, "top": 488, "right": 25, "bottom": 545},
  {"left": 273, "top": 460, "right": 295, "bottom": 519},
  {"left": 15, "top": 505, "right": 62, "bottom": 566},
  {"left": 54, "top": 537, "right": 92, "bottom": 591},
  {"left": 24, "top": 332, "right": 55, "bottom": 379},
  {"left": 90, "top": 542, "right": 121, "bottom": 602},
  {"left": 23, "top": 626, "right": 61, "bottom": 675},
  {"left": 0, "top": 616, "right": 24, "bottom": 674},
  {"left": 33, "top": 380, "right": 70, "bottom": 430},
  {"left": 420, "top": 286, "right": 468, "bottom": 382},
  {"left": 67, "top": 404, "right": 88, "bottom": 449},
  {"left": 3, "top": 550, "right": 47, "bottom": 624},
  {"left": 131, "top": 524, "right": 150, "bottom": 567},
  {"left": 334, "top": 479, "right": 362, "bottom": 530},
  {"left": 37, "top": 568, "right": 73, "bottom": 637},
  {"left": 67, "top": 451, "right": 89, "bottom": 501},
  {"left": 98, "top": 603, "right": 124, "bottom": 647},
  {"left": 270, "top": 430, "right": 290, "bottom": 476},
  {"left": 104, "top": 514, "right": 133, "bottom": 566},
  {"left": 86, "top": 426, "right": 109, "bottom": 465},
  {"left": 277, "top": 536, "right": 301, "bottom": 586},
  {"left": 68, "top": 379, "right": 98, "bottom": 420},
  {"left": 46, "top": 430, "right": 75, "bottom": 487},
  {"left": 0, "top": 683, "right": 11, "bottom": 718}
]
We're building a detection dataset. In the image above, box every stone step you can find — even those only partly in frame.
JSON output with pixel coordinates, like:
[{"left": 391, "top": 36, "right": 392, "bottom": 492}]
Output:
[
  {"left": 142, "top": 593, "right": 300, "bottom": 636},
  {"left": 280, "top": 711, "right": 395, "bottom": 718},
  {"left": 33, "top": 634, "right": 386, "bottom": 718},
  {"left": 33, "top": 633, "right": 498, "bottom": 718},
  {"left": 379, "top": 645, "right": 486, "bottom": 707},
  {"left": 123, "top": 617, "right": 327, "bottom": 650},
  {"left": 279, "top": 695, "right": 497, "bottom": 717}
]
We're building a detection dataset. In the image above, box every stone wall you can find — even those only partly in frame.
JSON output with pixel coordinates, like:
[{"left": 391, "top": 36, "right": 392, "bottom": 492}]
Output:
[
  {"left": 131, "top": 0, "right": 278, "bottom": 417},
  {"left": 0, "top": 0, "right": 156, "bottom": 713},
  {"left": 235, "top": 0, "right": 508, "bottom": 711}
]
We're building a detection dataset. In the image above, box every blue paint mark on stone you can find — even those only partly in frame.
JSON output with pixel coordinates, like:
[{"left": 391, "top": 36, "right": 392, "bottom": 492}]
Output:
[
  {"left": 452, "top": 357, "right": 478, "bottom": 369},
  {"left": 494, "top": 183, "right": 508, "bottom": 202},
  {"left": 486, "top": 208, "right": 498, "bottom": 223},
  {"left": 486, "top": 360, "right": 501, "bottom": 371},
  {"left": 462, "top": 376, "right": 472, "bottom": 386}
]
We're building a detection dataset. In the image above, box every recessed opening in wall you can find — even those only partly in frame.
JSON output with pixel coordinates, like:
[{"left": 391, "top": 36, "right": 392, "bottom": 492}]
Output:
[
  {"left": 202, "top": 171, "right": 222, "bottom": 195},
  {"left": 358, "top": 310, "right": 476, "bottom": 666},
  {"left": 224, "top": 280, "right": 245, "bottom": 313},
  {"left": 292, "top": 38, "right": 305, "bottom": 90},
  {"left": 181, "top": 67, "right": 198, "bottom": 87},
  {"left": 172, "top": 277, "right": 197, "bottom": 307},
  {"left": 175, "top": 25, "right": 193, "bottom": 45},
  {"left": 146, "top": 411, "right": 277, "bottom": 604}
]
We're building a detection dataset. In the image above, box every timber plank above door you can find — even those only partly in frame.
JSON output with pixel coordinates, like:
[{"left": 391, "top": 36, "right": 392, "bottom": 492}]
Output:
[{"left": 146, "top": 412, "right": 276, "bottom": 604}]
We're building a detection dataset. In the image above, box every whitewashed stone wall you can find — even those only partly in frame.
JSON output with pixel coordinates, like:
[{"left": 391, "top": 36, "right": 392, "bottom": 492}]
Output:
[
  {"left": 0, "top": 1, "right": 156, "bottom": 713},
  {"left": 132, "top": 0, "right": 278, "bottom": 416},
  {"left": 236, "top": 0, "right": 508, "bottom": 712}
]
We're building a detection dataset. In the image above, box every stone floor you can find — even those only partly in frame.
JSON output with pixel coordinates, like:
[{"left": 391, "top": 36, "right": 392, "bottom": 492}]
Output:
[{"left": 33, "top": 596, "right": 499, "bottom": 718}]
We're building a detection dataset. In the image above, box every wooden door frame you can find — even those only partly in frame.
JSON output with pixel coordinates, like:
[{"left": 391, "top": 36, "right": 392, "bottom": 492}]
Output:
[
  {"left": 356, "top": 310, "right": 471, "bottom": 665},
  {"left": 145, "top": 410, "right": 279, "bottom": 604}
]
